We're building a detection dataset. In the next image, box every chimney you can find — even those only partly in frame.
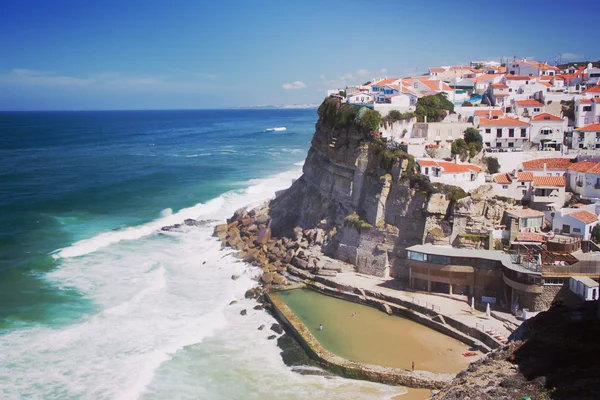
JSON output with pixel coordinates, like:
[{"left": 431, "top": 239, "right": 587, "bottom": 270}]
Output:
[
  {"left": 438, "top": 80, "right": 443, "bottom": 90},
  {"left": 489, "top": 109, "right": 492, "bottom": 119},
  {"left": 454, "top": 153, "right": 459, "bottom": 164},
  {"left": 425, "top": 115, "right": 428, "bottom": 123},
  {"left": 543, "top": 163, "right": 547, "bottom": 174}
]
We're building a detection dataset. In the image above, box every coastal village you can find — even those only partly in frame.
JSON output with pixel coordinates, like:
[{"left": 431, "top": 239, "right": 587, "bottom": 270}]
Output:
[{"left": 213, "top": 58, "right": 600, "bottom": 399}]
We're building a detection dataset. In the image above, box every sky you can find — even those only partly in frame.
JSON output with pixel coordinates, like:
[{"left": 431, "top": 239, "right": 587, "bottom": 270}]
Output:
[{"left": 1, "top": 0, "right": 599, "bottom": 110}]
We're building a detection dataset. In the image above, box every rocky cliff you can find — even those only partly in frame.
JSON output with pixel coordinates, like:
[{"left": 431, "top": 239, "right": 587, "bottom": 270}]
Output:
[{"left": 266, "top": 97, "right": 513, "bottom": 278}]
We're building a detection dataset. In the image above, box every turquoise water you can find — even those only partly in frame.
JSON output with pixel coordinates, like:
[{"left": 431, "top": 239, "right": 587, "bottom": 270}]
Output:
[{"left": 0, "top": 109, "right": 407, "bottom": 399}]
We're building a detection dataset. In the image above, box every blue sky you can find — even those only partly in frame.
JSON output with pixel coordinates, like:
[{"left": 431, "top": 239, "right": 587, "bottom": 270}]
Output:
[{"left": 1, "top": 0, "right": 599, "bottom": 110}]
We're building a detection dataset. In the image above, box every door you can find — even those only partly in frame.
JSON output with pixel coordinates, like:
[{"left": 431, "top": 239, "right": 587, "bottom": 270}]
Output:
[{"left": 562, "top": 224, "right": 570, "bottom": 234}]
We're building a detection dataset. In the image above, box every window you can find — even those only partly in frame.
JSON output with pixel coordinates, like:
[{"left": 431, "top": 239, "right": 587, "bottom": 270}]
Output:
[
  {"left": 522, "top": 189, "right": 527, "bottom": 195},
  {"left": 496, "top": 142, "right": 502, "bottom": 148},
  {"left": 424, "top": 167, "right": 429, "bottom": 174},
  {"left": 576, "top": 106, "right": 579, "bottom": 111},
  {"left": 596, "top": 144, "right": 600, "bottom": 149},
  {"left": 521, "top": 129, "right": 527, "bottom": 137},
  {"left": 485, "top": 142, "right": 491, "bottom": 147},
  {"left": 485, "top": 129, "right": 491, "bottom": 134},
  {"left": 502, "top": 185, "right": 508, "bottom": 189},
  {"left": 509, "top": 128, "right": 515, "bottom": 137},
  {"left": 429, "top": 255, "right": 449, "bottom": 264},
  {"left": 541, "top": 129, "right": 552, "bottom": 135},
  {"left": 414, "top": 82, "right": 418, "bottom": 89},
  {"left": 509, "top": 88, "right": 513, "bottom": 92},
  {"left": 508, "top": 142, "right": 514, "bottom": 147},
  {"left": 408, "top": 251, "right": 426, "bottom": 261},
  {"left": 573, "top": 228, "right": 582, "bottom": 233},
  {"left": 545, "top": 278, "right": 565, "bottom": 285},
  {"left": 534, "top": 108, "right": 540, "bottom": 112},
  {"left": 496, "top": 128, "right": 502, "bottom": 138},
  {"left": 583, "top": 106, "right": 592, "bottom": 112}
]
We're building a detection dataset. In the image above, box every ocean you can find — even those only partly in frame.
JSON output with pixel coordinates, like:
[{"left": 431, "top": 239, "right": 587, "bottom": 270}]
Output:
[{"left": 0, "top": 109, "right": 404, "bottom": 399}]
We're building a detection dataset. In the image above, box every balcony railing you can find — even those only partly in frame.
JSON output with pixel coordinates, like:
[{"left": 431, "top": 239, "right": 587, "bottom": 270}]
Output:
[
  {"left": 532, "top": 194, "right": 559, "bottom": 202},
  {"left": 502, "top": 274, "right": 543, "bottom": 293},
  {"left": 577, "top": 181, "right": 583, "bottom": 187}
]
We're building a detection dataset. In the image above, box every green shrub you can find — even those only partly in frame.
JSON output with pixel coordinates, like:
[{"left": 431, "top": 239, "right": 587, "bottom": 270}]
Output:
[
  {"left": 484, "top": 156, "right": 500, "bottom": 173},
  {"left": 343, "top": 212, "right": 373, "bottom": 232},
  {"left": 360, "top": 109, "right": 382, "bottom": 132}
]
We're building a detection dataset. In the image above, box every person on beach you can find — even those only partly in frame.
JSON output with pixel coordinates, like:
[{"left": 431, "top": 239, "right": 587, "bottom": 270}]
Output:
[
  {"left": 412, "top": 361, "right": 414, "bottom": 372},
  {"left": 318, "top": 324, "right": 323, "bottom": 331}
]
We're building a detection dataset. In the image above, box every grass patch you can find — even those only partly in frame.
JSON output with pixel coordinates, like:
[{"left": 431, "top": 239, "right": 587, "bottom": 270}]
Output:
[{"left": 343, "top": 212, "right": 373, "bottom": 232}]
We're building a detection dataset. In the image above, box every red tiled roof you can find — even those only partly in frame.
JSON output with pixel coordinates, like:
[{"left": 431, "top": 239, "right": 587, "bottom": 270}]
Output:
[
  {"left": 576, "top": 123, "right": 600, "bottom": 132},
  {"left": 429, "top": 67, "right": 445, "bottom": 73},
  {"left": 491, "top": 83, "right": 508, "bottom": 89},
  {"left": 373, "top": 78, "right": 399, "bottom": 87},
  {"left": 494, "top": 173, "right": 511, "bottom": 184},
  {"left": 531, "top": 113, "right": 563, "bottom": 122},
  {"left": 579, "top": 99, "right": 594, "bottom": 103},
  {"left": 517, "top": 171, "right": 534, "bottom": 181},
  {"left": 522, "top": 158, "right": 573, "bottom": 170},
  {"left": 495, "top": 94, "right": 510, "bottom": 97},
  {"left": 416, "top": 159, "right": 482, "bottom": 173},
  {"left": 532, "top": 176, "right": 566, "bottom": 187},
  {"left": 417, "top": 78, "right": 443, "bottom": 91},
  {"left": 568, "top": 161, "right": 600, "bottom": 174},
  {"left": 506, "top": 208, "right": 545, "bottom": 218},
  {"left": 479, "top": 117, "right": 529, "bottom": 126},
  {"left": 475, "top": 109, "right": 504, "bottom": 117},
  {"left": 516, "top": 99, "right": 545, "bottom": 107},
  {"left": 582, "top": 86, "right": 600, "bottom": 94},
  {"left": 505, "top": 75, "right": 533, "bottom": 81},
  {"left": 568, "top": 210, "right": 599, "bottom": 224},
  {"left": 516, "top": 232, "right": 546, "bottom": 242},
  {"left": 538, "top": 82, "right": 552, "bottom": 87}
]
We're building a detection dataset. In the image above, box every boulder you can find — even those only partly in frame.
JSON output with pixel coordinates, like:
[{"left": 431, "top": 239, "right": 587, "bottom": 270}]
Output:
[
  {"left": 240, "top": 309, "right": 247, "bottom": 316},
  {"left": 258, "top": 324, "right": 265, "bottom": 330},
  {"left": 381, "top": 303, "right": 393, "bottom": 315},
  {"left": 241, "top": 217, "right": 253, "bottom": 227},
  {"left": 295, "top": 249, "right": 308, "bottom": 260},
  {"left": 184, "top": 219, "right": 199, "bottom": 226},
  {"left": 213, "top": 224, "right": 228, "bottom": 237},
  {"left": 261, "top": 272, "right": 274, "bottom": 284},
  {"left": 284, "top": 249, "right": 295, "bottom": 263},
  {"left": 231, "top": 274, "right": 240, "bottom": 281},
  {"left": 255, "top": 214, "right": 269, "bottom": 225},
  {"left": 270, "top": 323, "right": 284, "bottom": 334},
  {"left": 256, "top": 227, "right": 272, "bottom": 245},
  {"left": 272, "top": 274, "right": 287, "bottom": 285},
  {"left": 229, "top": 208, "right": 247, "bottom": 224},
  {"left": 247, "top": 224, "right": 258, "bottom": 232},
  {"left": 314, "top": 229, "right": 325, "bottom": 245},
  {"left": 253, "top": 305, "right": 264, "bottom": 310},
  {"left": 316, "top": 270, "right": 337, "bottom": 277},
  {"left": 291, "top": 257, "right": 308, "bottom": 269},
  {"left": 229, "top": 300, "right": 238, "bottom": 305},
  {"left": 244, "top": 288, "right": 260, "bottom": 299},
  {"left": 242, "top": 249, "right": 259, "bottom": 263},
  {"left": 267, "top": 335, "right": 277, "bottom": 340}
]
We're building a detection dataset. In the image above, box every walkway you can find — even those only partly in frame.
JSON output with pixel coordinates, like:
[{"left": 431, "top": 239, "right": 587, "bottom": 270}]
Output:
[{"left": 331, "top": 272, "right": 513, "bottom": 339}]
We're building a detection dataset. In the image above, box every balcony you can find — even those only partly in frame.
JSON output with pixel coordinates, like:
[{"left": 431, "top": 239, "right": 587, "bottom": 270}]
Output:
[
  {"left": 502, "top": 274, "right": 543, "bottom": 293},
  {"left": 577, "top": 181, "right": 584, "bottom": 187},
  {"left": 531, "top": 194, "right": 560, "bottom": 203}
]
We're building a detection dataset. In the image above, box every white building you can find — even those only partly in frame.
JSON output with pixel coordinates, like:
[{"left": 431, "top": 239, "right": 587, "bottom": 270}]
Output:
[
  {"left": 569, "top": 276, "right": 599, "bottom": 301},
  {"left": 514, "top": 99, "right": 545, "bottom": 118},
  {"left": 347, "top": 91, "right": 373, "bottom": 105},
  {"left": 573, "top": 123, "right": 600, "bottom": 150},
  {"left": 506, "top": 59, "right": 559, "bottom": 77},
  {"left": 411, "top": 121, "right": 474, "bottom": 146},
  {"left": 493, "top": 172, "right": 566, "bottom": 208},
  {"left": 529, "top": 113, "right": 567, "bottom": 150},
  {"left": 416, "top": 158, "right": 485, "bottom": 192},
  {"left": 493, "top": 171, "right": 533, "bottom": 200},
  {"left": 574, "top": 97, "right": 600, "bottom": 128},
  {"left": 567, "top": 159, "right": 600, "bottom": 198},
  {"left": 551, "top": 208, "right": 599, "bottom": 240},
  {"left": 478, "top": 117, "right": 530, "bottom": 150}
]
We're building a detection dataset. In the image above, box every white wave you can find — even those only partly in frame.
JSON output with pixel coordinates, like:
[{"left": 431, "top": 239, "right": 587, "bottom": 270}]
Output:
[
  {"left": 184, "top": 153, "right": 212, "bottom": 157},
  {"left": 159, "top": 208, "right": 173, "bottom": 217},
  {"left": 56, "top": 167, "right": 302, "bottom": 259},
  {"left": 264, "top": 127, "right": 286, "bottom": 132}
]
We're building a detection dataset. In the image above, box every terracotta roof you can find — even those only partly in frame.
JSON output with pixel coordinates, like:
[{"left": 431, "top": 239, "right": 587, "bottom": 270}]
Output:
[
  {"left": 579, "top": 99, "right": 594, "bottom": 103},
  {"left": 478, "top": 117, "right": 529, "bottom": 126},
  {"left": 568, "top": 210, "right": 599, "bottom": 224},
  {"left": 568, "top": 161, "right": 600, "bottom": 174},
  {"left": 416, "top": 159, "right": 482, "bottom": 174},
  {"left": 475, "top": 109, "right": 504, "bottom": 117},
  {"left": 532, "top": 176, "right": 566, "bottom": 187},
  {"left": 494, "top": 173, "right": 511, "bottom": 184},
  {"left": 576, "top": 123, "right": 600, "bottom": 132},
  {"left": 517, "top": 171, "right": 534, "bottom": 181},
  {"left": 491, "top": 83, "right": 508, "bottom": 88},
  {"left": 505, "top": 75, "right": 533, "bottom": 81},
  {"left": 522, "top": 158, "right": 573, "bottom": 170},
  {"left": 516, "top": 232, "right": 546, "bottom": 242},
  {"left": 538, "top": 81, "right": 552, "bottom": 87},
  {"left": 582, "top": 86, "right": 600, "bottom": 94},
  {"left": 505, "top": 208, "right": 545, "bottom": 218},
  {"left": 373, "top": 78, "right": 399, "bottom": 87},
  {"left": 531, "top": 113, "right": 563, "bottom": 122},
  {"left": 417, "top": 78, "right": 443, "bottom": 91},
  {"left": 429, "top": 67, "right": 445, "bottom": 73},
  {"left": 494, "top": 94, "right": 510, "bottom": 97},
  {"left": 516, "top": 99, "right": 545, "bottom": 107}
]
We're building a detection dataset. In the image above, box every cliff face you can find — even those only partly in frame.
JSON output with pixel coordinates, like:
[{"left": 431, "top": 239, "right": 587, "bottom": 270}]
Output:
[{"left": 269, "top": 98, "right": 513, "bottom": 278}]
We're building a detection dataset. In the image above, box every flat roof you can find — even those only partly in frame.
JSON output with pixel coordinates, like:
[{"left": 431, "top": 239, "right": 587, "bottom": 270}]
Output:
[
  {"left": 571, "top": 276, "right": 599, "bottom": 287},
  {"left": 406, "top": 244, "right": 541, "bottom": 275}
]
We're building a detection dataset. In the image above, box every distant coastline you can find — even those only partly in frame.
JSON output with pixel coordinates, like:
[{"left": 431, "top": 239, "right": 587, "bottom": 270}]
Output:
[{"left": 235, "top": 103, "right": 320, "bottom": 110}]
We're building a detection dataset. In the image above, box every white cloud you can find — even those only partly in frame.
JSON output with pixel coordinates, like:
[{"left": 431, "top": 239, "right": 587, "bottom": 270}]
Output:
[
  {"left": 339, "top": 73, "right": 353, "bottom": 80},
  {"left": 356, "top": 69, "right": 369, "bottom": 77},
  {"left": 319, "top": 74, "right": 326, "bottom": 80},
  {"left": 561, "top": 52, "right": 585, "bottom": 61},
  {"left": 282, "top": 81, "right": 306, "bottom": 90}
]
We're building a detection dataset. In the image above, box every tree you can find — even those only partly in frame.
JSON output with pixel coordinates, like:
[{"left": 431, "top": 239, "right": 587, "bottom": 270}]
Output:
[
  {"left": 451, "top": 138, "right": 468, "bottom": 161},
  {"left": 415, "top": 93, "right": 455, "bottom": 123},
  {"left": 464, "top": 127, "right": 483, "bottom": 153},
  {"left": 468, "top": 142, "right": 479, "bottom": 158},
  {"left": 462, "top": 101, "right": 473, "bottom": 107},
  {"left": 592, "top": 224, "right": 600, "bottom": 243},
  {"left": 339, "top": 90, "right": 347, "bottom": 98},
  {"left": 484, "top": 156, "right": 500, "bottom": 173}
]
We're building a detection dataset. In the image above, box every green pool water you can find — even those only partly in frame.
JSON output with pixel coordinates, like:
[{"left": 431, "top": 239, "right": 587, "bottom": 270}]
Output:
[{"left": 278, "top": 289, "right": 473, "bottom": 374}]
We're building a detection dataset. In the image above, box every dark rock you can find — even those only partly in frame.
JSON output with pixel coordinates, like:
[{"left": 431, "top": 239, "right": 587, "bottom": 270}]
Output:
[
  {"left": 229, "top": 300, "right": 238, "bottom": 305},
  {"left": 270, "top": 323, "right": 284, "bottom": 334},
  {"left": 231, "top": 274, "right": 240, "bottom": 280},
  {"left": 258, "top": 324, "right": 265, "bottom": 330},
  {"left": 291, "top": 257, "right": 308, "bottom": 269},
  {"left": 184, "top": 219, "right": 198, "bottom": 226},
  {"left": 244, "top": 288, "right": 260, "bottom": 299},
  {"left": 315, "top": 270, "right": 337, "bottom": 277},
  {"left": 267, "top": 335, "right": 277, "bottom": 340},
  {"left": 261, "top": 272, "right": 274, "bottom": 284},
  {"left": 240, "top": 309, "right": 247, "bottom": 316},
  {"left": 253, "top": 305, "right": 264, "bottom": 310}
]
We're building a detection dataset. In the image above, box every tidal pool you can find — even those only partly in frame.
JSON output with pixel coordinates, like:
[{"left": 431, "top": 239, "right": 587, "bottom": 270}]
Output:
[{"left": 278, "top": 289, "right": 474, "bottom": 374}]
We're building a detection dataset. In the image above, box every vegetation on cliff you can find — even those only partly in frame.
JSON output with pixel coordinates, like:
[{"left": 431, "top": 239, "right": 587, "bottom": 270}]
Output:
[
  {"left": 318, "top": 97, "right": 381, "bottom": 133},
  {"left": 343, "top": 212, "right": 373, "bottom": 232},
  {"left": 451, "top": 127, "right": 484, "bottom": 161}
]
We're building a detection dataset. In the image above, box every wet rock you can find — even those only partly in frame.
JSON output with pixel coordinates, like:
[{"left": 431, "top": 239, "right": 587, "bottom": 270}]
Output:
[
  {"left": 270, "top": 323, "right": 284, "bottom": 334},
  {"left": 240, "top": 309, "right": 247, "bottom": 316},
  {"left": 284, "top": 249, "right": 295, "bottom": 263},
  {"left": 255, "top": 214, "right": 269, "bottom": 225},
  {"left": 291, "top": 257, "right": 308, "bottom": 269},
  {"left": 231, "top": 274, "right": 240, "bottom": 280},
  {"left": 267, "top": 335, "right": 277, "bottom": 340},
  {"left": 315, "top": 270, "right": 336, "bottom": 277},
  {"left": 244, "top": 288, "right": 260, "bottom": 299},
  {"left": 213, "top": 224, "right": 228, "bottom": 237},
  {"left": 258, "top": 324, "right": 265, "bottom": 330},
  {"left": 253, "top": 305, "right": 264, "bottom": 310},
  {"left": 229, "top": 300, "right": 238, "bottom": 305},
  {"left": 272, "top": 274, "right": 287, "bottom": 285},
  {"left": 381, "top": 303, "right": 393, "bottom": 315},
  {"left": 184, "top": 219, "right": 199, "bottom": 226}
]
